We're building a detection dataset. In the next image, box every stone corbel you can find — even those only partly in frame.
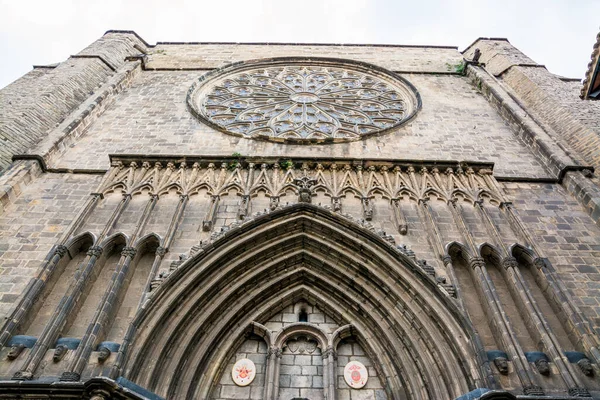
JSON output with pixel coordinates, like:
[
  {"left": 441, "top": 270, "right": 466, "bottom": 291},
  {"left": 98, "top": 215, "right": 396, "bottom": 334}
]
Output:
[
  {"left": 237, "top": 195, "right": 250, "bottom": 220},
  {"left": 269, "top": 196, "right": 280, "bottom": 211},
  {"left": 331, "top": 196, "right": 342, "bottom": 212},
  {"left": 293, "top": 176, "right": 316, "bottom": 204},
  {"left": 391, "top": 198, "right": 408, "bottom": 235},
  {"left": 361, "top": 197, "right": 373, "bottom": 221},
  {"left": 202, "top": 195, "right": 220, "bottom": 231}
]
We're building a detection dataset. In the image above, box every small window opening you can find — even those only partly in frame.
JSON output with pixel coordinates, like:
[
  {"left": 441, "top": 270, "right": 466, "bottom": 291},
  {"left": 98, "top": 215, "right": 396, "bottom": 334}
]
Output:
[{"left": 299, "top": 310, "right": 308, "bottom": 322}]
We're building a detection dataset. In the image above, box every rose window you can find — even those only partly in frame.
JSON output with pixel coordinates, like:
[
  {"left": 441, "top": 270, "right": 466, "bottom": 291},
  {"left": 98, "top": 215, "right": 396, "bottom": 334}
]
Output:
[{"left": 188, "top": 58, "right": 421, "bottom": 143}]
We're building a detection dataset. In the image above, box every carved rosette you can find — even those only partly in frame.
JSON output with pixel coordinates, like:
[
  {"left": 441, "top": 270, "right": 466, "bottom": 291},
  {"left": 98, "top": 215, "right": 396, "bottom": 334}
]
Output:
[{"left": 187, "top": 58, "right": 420, "bottom": 143}]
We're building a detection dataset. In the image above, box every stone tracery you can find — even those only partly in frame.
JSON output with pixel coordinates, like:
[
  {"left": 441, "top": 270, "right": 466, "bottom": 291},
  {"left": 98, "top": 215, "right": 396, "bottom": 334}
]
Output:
[{"left": 188, "top": 58, "right": 420, "bottom": 142}]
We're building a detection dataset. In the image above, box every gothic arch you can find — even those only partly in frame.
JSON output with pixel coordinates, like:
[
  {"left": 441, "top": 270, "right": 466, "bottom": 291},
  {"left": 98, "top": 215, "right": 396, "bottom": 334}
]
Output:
[{"left": 120, "top": 204, "right": 488, "bottom": 399}]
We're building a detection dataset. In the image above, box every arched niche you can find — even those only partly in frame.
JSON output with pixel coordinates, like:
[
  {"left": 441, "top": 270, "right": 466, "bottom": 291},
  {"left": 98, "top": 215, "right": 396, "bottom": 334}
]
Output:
[
  {"left": 21, "top": 232, "right": 96, "bottom": 337},
  {"left": 120, "top": 204, "right": 487, "bottom": 400}
]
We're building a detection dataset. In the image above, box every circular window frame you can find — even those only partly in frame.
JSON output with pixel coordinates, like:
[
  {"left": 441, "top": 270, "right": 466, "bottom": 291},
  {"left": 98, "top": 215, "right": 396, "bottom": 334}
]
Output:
[{"left": 187, "top": 57, "right": 422, "bottom": 144}]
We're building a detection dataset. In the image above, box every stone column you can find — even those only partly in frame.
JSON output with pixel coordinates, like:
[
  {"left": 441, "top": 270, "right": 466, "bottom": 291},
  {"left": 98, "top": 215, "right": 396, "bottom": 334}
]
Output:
[
  {"left": 449, "top": 200, "right": 541, "bottom": 394},
  {"left": 270, "top": 347, "right": 283, "bottom": 400},
  {"left": 109, "top": 194, "right": 189, "bottom": 379},
  {"left": 13, "top": 246, "right": 104, "bottom": 380},
  {"left": 61, "top": 247, "right": 138, "bottom": 381},
  {"left": 263, "top": 346, "right": 280, "bottom": 400},
  {"left": 63, "top": 193, "right": 158, "bottom": 380},
  {"left": 475, "top": 200, "right": 587, "bottom": 394},
  {"left": 13, "top": 193, "right": 131, "bottom": 380},
  {"left": 322, "top": 345, "right": 337, "bottom": 400},
  {"left": 500, "top": 201, "right": 600, "bottom": 365}
]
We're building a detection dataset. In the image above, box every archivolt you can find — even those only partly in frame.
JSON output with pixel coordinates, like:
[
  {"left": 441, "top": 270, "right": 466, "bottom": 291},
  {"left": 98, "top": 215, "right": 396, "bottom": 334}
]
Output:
[{"left": 121, "top": 204, "right": 488, "bottom": 399}]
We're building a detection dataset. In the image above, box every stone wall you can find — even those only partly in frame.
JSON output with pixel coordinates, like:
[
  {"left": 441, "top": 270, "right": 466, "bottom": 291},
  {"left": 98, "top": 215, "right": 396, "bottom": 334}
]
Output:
[
  {"left": 212, "top": 302, "right": 387, "bottom": 400},
  {"left": 0, "top": 173, "right": 101, "bottom": 320},
  {"left": 2, "top": 32, "right": 600, "bottom": 399},
  {"left": 0, "top": 31, "right": 147, "bottom": 173},
  {"left": 51, "top": 70, "right": 550, "bottom": 179}
]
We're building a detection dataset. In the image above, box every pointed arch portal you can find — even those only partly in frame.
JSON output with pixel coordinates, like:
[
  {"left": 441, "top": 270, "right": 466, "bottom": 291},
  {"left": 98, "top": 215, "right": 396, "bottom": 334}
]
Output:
[{"left": 120, "top": 204, "right": 489, "bottom": 399}]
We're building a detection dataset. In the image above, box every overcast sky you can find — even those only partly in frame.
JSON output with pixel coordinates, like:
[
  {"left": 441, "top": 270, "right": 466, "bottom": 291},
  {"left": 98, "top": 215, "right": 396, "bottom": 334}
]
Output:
[{"left": 1, "top": 0, "right": 599, "bottom": 89}]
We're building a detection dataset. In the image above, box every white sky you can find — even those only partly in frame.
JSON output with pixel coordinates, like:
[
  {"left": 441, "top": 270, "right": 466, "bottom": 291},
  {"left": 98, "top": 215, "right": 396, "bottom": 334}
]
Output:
[{"left": 0, "top": 0, "right": 599, "bottom": 89}]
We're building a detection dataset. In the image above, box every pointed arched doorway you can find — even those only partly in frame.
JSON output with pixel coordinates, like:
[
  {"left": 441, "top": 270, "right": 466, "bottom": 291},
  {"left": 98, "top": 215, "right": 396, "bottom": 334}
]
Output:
[{"left": 119, "top": 204, "right": 488, "bottom": 399}]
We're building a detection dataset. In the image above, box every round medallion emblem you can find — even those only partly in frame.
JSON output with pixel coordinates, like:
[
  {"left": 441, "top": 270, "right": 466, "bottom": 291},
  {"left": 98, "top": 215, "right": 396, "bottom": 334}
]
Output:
[
  {"left": 232, "top": 358, "right": 256, "bottom": 386},
  {"left": 188, "top": 58, "right": 421, "bottom": 143},
  {"left": 344, "top": 360, "right": 368, "bottom": 389}
]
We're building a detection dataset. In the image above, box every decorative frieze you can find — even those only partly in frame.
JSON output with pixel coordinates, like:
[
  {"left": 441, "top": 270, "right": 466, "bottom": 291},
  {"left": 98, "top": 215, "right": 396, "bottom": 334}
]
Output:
[{"left": 99, "top": 156, "right": 500, "bottom": 205}]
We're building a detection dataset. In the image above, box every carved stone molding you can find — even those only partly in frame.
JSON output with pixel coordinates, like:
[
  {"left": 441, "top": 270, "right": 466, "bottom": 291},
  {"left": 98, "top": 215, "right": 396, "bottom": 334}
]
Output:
[{"left": 102, "top": 156, "right": 498, "bottom": 207}]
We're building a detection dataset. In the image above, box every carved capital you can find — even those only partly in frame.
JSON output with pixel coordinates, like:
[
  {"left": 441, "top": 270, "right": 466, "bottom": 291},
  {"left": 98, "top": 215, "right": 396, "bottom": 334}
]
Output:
[
  {"left": 267, "top": 346, "right": 282, "bottom": 359},
  {"left": 121, "top": 246, "right": 137, "bottom": 258},
  {"left": 568, "top": 387, "right": 592, "bottom": 397},
  {"left": 577, "top": 358, "right": 594, "bottom": 376},
  {"left": 55, "top": 245, "right": 69, "bottom": 258},
  {"left": 322, "top": 346, "right": 337, "bottom": 360},
  {"left": 533, "top": 257, "right": 548, "bottom": 270},
  {"left": 502, "top": 257, "right": 518, "bottom": 270},
  {"left": 499, "top": 201, "right": 513, "bottom": 209},
  {"left": 442, "top": 255, "right": 452, "bottom": 266},
  {"left": 469, "top": 257, "right": 485, "bottom": 270},
  {"left": 12, "top": 370, "right": 33, "bottom": 380},
  {"left": 87, "top": 246, "right": 103, "bottom": 258},
  {"left": 59, "top": 371, "right": 81, "bottom": 382},
  {"left": 522, "top": 385, "right": 544, "bottom": 396},
  {"left": 155, "top": 246, "right": 167, "bottom": 257}
]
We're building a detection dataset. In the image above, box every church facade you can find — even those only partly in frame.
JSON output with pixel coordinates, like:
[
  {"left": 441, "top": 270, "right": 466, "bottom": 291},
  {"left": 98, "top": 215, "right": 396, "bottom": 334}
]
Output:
[{"left": 0, "top": 30, "right": 600, "bottom": 400}]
